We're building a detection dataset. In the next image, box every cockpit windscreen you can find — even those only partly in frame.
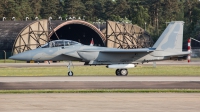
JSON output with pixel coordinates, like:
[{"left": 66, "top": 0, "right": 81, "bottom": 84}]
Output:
[{"left": 41, "top": 40, "right": 79, "bottom": 48}]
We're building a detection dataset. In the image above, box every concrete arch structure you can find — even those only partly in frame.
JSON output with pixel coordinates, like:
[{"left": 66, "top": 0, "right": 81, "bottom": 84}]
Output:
[
  {"left": 48, "top": 20, "right": 106, "bottom": 46},
  {"left": 105, "top": 21, "right": 153, "bottom": 49},
  {"left": 12, "top": 20, "right": 49, "bottom": 55}
]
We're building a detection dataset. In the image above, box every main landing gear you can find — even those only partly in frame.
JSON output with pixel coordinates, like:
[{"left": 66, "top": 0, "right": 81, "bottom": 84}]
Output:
[
  {"left": 67, "top": 61, "right": 73, "bottom": 76},
  {"left": 115, "top": 69, "right": 128, "bottom": 76}
]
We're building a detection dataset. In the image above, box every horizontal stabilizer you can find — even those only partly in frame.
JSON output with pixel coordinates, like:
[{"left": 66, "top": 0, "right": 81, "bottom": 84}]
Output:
[{"left": 164, "top": 51, "right": 190, "bottom": 57}]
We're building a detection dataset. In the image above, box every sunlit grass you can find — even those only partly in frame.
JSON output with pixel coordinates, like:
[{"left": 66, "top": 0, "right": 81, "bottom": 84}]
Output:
[
  {"left": 0, "top": 59, "right": 25, "bottom": 63},
  {"left": 191, "top": 58, "right": 200, "bottom": 61},
  {"left": 0, "top": 65, "right": 200, "bottom": 76}
]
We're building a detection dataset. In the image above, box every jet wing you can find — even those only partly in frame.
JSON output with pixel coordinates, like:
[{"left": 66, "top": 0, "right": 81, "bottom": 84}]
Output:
[
  {"left": 77, "top": 48, "right": 155, "bottom": 63},
  {"left": 100, "top": 48, "right": 155, "bottom": 53},
  {"left": 78, "top": 48, "right": 155, "bottom": 53}
]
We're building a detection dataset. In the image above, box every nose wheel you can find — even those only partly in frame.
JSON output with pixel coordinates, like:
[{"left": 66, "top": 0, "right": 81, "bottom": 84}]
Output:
[
  {"left": 67, "top": 61, "right": 74, "bottom": 76},
  {"left": 115, "top": 69, "right": 128, "bottom": 76},
  {"left": 68, "top": 71, "right": 73, "bottom": 76}
]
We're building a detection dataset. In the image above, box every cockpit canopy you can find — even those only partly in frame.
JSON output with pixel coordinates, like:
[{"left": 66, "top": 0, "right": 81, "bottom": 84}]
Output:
[{"left": 41, "top": 40, "right": 80, "bottom": 48}]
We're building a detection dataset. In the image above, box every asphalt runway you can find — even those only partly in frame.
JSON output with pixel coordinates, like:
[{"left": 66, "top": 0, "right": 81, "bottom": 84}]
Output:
[
  {"left": 1, "top": 93, "right": 200, "bottom": 112},
  {"left": 1, "top": 77, "right": 200, "bottom": 90}
]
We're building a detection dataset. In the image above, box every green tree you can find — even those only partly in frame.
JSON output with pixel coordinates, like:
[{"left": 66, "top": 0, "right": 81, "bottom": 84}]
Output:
[
  {"left": 189, "top": 5, "right": 200, "bottom": 37},
  {"left": 93, "top": 0, "right": 106, "bottom": 21},
  {"left": 162, "top": 0, "right": 181, "bottom": 21},
  {"left": 64, "top": 0, "right": 85, "bottom": 18},
  {"left": 82, "top": 0, "right": 95, "bottom": 21},
  {"left": 15, "top": 0, "right": 33, "bottom": 20},
  {"left": 0, "top": 1, "right": 5, "bottom": 18},
  {"left": 114, "top": 0, "right": 130, "bottom": 19},
  {"left": 41, "top": 0, "right": 60, "bottom": 19},
  {"left": 57, "top": 0, "right": 65, "bottom": 18},
  {"left": 183, "top": 1, "right": 200, "bottom": 40},
  {"left": 132, "top": 5, "right": 149, "bottom": 28},
  {"left": 104, "top": 0, "right": 116, "bottom": 20},
  {"left": 2, "top": 0, "right": 18, "bottom": 20},
  {"left": 29, "top": 0, "right": 42, "bottom": 19}
]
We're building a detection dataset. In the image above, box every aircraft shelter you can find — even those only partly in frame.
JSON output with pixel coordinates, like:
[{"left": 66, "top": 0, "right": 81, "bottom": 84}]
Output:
[{"left": 0, "top": 19, "right": 154, "bottom": 56}]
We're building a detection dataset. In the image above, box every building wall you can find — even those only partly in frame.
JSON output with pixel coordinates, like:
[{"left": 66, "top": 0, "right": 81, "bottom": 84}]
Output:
[{"left": 0, "top": 21, "right": 33, "bottom": 58}]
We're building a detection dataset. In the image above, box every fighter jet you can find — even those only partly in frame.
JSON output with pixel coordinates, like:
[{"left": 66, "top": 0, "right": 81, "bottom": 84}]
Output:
[{"left": 10, "top": 21, "right": 190, "bottom": 76}]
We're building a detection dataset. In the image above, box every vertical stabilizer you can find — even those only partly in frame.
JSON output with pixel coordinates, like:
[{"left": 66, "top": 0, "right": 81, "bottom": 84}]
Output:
[{"left": 153, "top": 21, "right": 184, "bottom": 52}]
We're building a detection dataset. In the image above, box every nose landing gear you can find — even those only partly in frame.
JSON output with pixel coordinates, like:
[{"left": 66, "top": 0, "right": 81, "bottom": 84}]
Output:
[{"left": 67, "top": 61, "right": 74, "bottom": 76}]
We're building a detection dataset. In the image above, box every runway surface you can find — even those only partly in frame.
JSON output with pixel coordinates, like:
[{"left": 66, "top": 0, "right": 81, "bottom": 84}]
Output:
[
  {"left": 1, "top": 93, "right": 200, "bottom": 112},
  {"left": 1, "top": 77, "right": 200, "bottom": 90}
]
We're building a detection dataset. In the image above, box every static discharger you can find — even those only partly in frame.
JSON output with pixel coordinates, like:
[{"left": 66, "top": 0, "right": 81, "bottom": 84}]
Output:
[{"left": 188, "top": 38, "right": 191, "bottom": 63}]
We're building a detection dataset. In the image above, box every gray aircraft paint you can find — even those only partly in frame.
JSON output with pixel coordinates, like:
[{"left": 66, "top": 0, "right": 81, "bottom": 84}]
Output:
[
  {"left": 161, "top": 24, "right": 180, "bottom": 49},
  {"left": 10, "top": 21, "right": 189, "bottom": 66},
  {"left": 153, "top": 21, "right": 184, "bottom": 52}
]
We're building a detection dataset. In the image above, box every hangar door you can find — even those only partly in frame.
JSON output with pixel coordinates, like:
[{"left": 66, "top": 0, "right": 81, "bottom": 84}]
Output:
[{"left": 106, "top": 21, "right": 153, "bottom": 49}]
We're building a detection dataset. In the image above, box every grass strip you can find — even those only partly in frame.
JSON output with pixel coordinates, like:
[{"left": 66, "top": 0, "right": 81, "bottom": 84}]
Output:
[
  {"left": 0, "top": 59, "right": 25, "bottom": 63},
  {"left": 1, "top": 65, "right": 200, "bottom": 76},
  {"left": 1, "top": 89, "right": 200, "bottom": 94}
]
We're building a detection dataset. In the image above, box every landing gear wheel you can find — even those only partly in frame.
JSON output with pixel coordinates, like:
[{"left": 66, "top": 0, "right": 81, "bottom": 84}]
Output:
[
  {"left": 68, "top": 71, "right": 73, "bottom": 76},
  {"left": 115, "top": 69, "right": 128, "bottom": 76},
  {"left": 120, "top": 69, "right": 128, "bottom": 76},
  {"left": 115, "top": 69, "right": 121, "bottom": 76},
  {"left": 67, "top": 61, "right": 74, "bottom": 76}
]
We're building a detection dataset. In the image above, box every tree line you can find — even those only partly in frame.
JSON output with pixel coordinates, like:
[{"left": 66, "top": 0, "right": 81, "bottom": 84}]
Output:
[{"left": 0, "top": 0, "right": 200, "bottom": 42}]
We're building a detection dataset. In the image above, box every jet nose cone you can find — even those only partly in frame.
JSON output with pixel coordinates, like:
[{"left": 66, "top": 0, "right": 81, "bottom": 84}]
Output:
[
  {"left": 9, "top": 51, "right": 32, "bottom": 61},
  {"left": 9, "top": 55, "right": 19, "bottom": 60}
]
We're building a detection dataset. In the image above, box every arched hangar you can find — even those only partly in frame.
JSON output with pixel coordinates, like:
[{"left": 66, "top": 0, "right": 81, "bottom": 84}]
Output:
[
  {"left": 12, "top": 20, "right": 153, "bottom": 55},
  {"left": 48, "top": 20, "right": 106, "bottom": 46}
]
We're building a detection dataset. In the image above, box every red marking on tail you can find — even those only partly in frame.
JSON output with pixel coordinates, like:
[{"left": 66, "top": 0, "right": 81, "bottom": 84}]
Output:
[{"left": 90, "top": 38, "right": 94, "bottom": 46}]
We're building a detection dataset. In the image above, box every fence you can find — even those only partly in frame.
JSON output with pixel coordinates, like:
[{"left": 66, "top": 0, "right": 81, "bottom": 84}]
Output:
[
  {"left": 0, "top": 50, "right": 12, "bottom": 59},
  {"left": 191, "top": 49, "right": 200, "bottom": 58}
]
